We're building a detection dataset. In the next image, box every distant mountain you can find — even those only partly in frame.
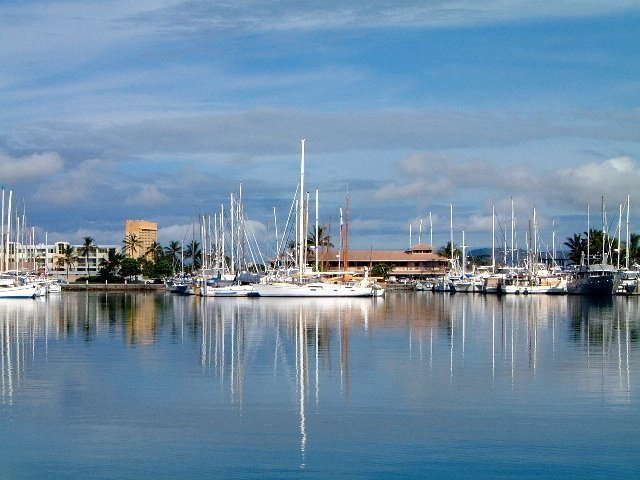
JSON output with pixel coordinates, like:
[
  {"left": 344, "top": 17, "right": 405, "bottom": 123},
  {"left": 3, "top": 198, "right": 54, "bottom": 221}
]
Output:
[{"left": 467, "top": 248, "right": 569, "bottom": 266}]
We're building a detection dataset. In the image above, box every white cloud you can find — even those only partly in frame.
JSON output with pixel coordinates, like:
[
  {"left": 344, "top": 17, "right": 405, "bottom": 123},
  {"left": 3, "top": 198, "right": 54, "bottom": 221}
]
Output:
[
  {"left": 125, "top": 186, "right": 170, "bottom": 206},
  {"left": 32, "top": 158, "right": 113, "bottom": 205},
  {"left": 552, "top": 156, "right": 640, "bottom": 209},
  {"left": 157, "top": 223, "right": 194, "bottom": 245},
  {"left": 373, "top": 153, "right": 640, "bottom": 223},
  {"left": 0, "top": 151, "right": 64, "bottom": 182},
  {"left": 141, "top": 1, "right": 639, "bottom": 33},
  {"left": 42, "top": 227, "right": 124, "bottom": 246}
]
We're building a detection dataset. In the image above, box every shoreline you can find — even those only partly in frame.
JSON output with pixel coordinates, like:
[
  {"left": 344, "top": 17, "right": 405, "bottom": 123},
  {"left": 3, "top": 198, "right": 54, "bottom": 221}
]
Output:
[{"left": 62, "top": 283, "right": 167, "bottom": 292}]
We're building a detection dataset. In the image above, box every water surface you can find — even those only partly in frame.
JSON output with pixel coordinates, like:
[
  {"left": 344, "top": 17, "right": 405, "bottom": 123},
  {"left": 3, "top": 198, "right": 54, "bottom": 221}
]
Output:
[{"left": 1, "top": 292, "right": 638, "bottom": 479}]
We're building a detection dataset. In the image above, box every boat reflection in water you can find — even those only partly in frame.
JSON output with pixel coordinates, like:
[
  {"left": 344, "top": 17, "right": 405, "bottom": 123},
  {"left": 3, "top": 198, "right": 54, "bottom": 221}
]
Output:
[{"left": 1, "top": 292, "right": 638, "bottom": 478}]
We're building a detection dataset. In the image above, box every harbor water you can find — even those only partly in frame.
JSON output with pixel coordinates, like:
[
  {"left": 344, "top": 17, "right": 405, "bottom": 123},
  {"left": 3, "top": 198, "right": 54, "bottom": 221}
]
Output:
[{"left": 1, "top": 292, "right": 638, "bottom": 479}]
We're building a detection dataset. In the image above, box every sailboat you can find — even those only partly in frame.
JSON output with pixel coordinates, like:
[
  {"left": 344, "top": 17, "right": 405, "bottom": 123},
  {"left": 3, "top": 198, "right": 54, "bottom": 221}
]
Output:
[
  {"left": 200, "top": 188, "right": 259, "bottom": 297},
  {"left": 0, "top": 275, "right": 40, "bottom": 298},
  {"left": 252, "top": 140, "right": 380, "bottom": 298},
  {"left": 0, "top": 190, "right": 41, "bottom": 299}
]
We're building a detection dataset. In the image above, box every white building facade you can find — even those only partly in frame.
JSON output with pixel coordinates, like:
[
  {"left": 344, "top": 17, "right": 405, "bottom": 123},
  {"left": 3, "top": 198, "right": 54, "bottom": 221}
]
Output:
[{"left": 2, "top": 242, "right": 119, "bottom": 279}]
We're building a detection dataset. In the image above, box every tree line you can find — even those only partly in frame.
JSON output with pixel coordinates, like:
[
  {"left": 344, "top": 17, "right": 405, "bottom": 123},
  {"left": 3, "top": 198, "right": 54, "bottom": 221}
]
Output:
[
  {"left": 563, "top": 228, "right": 640, "bottom": 266},
  {"left": 57, "top": 235, "right": 203, "bottom": 283}
]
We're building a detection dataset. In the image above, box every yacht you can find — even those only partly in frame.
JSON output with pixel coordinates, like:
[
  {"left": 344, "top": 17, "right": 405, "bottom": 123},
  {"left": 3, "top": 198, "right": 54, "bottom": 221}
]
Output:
[{"left": 566, "top": 263, "right": 619, "bottom": 295}]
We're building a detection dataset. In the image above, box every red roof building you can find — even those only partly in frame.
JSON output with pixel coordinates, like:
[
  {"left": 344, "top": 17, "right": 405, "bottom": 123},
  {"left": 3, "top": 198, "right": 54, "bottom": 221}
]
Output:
[{"left": 313, "top": 244, "right": 449, "bottom": 278}]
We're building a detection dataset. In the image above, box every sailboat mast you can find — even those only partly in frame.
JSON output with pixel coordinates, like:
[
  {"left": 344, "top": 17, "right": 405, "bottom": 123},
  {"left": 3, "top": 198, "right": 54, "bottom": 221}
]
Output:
[
  {"left": 491, "top": 205, "right": 495, "bottom": 272},
  {"left": 220, "top": 205, "right": 225, "bottom": 273},
  {"left": 461, "top": 230, "right": 466, "bottom": 276},
  {"left": 273, "top": 206, "right": 278, "bottom": 268},
  {"left": 339, "top": 207, "right": 343, "bottom": 271},
  {"left": 238, "top": 183, "right": 244, "bottom": 274},
  {"left": 617, "top": 203, "right": 622, "bottom": 269},
  {"left": 1, "top": 187, "right": 4, "bottom": 272},
  {"left": 552, "top": 218, "right": 556, "bottom": 268},
  {"left": 429, "top": 211, "right": 433, "bottom": 246},
  {"left": 601, "top": 196, "right": 606, "bottom": 263},
  {"left": 449, "top": 204, "right": 453, "bottom": 260},
  {"left": 344, "top": 194, "right": 350, "bottom": 271},
  {"left": 625, "top": 195, "right": 631, "bottom": 270},
  {"left": 533, "top": 206, "right": 537, "bottom": 266},
  {"left": 305, "top": 191, "right": 310, "bottom": 272},
  {"left": 200, "top": 215, "right": 206, "bottom": 270},
  {"left": 315, "top": 189, "right": 319, "bottom": 273},
  {"left": 6, "top": 190, "right": 12, "bottom": 271},
  {"left": 510, "top": 197, "right": 514, "bottom": 267},
  {"left": 298, "top": 139, "right": 305, "bottom": 281},
  {"left": 587, "top": 203, "right": 590, "bottom": 266},
  {"left": 230, "top": 192, "right": 235, "bottom": 275}
]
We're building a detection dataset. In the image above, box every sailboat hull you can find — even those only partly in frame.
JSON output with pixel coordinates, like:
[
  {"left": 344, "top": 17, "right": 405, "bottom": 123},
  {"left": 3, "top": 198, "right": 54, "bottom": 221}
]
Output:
[
  {"left": 202, "top": 285, "right": 258, "bottom": 297},
  {"left": 0, "top": 284, "right": 39, "bottom": 298},
  {"left": 252, "top": 282, "right": 375, "bottom": 297}
]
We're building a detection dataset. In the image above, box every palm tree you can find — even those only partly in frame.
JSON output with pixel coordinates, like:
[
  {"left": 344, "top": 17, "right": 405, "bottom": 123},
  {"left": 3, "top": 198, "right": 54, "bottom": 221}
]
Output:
[
  {"left": 145, "top": 241, "right": 164, "bottom": 262},
  {"left": 307, "top": 225, "right": 333, "bottom": 270},
  {"left": 123, "top": 233, "right": 143, "bottom": 258},
  {"left": 62, "top": 245, "right": 77, "bottom": 280},
  {"left": 164, "top": 240, "right": 182, "bottom": 273},
  {"left": 564, "top": 233, "right": 586, "bottom": 265},
  {"left": 437, "top": 242, "right": 461, "bottom": 259},
  {"left": 307, "top": 225, "right": 334, "bottom": 249},
  {"left": 99, "top": 250, "right": 124, "bottom": 281},
  {"left": 584, "top": 228, "right": 604, "bottom": 261},
  {"left": 185, "top": 240, "right": 202, "bottom": 271},
  {"left": 628, "top": 233, "right": 640, "bottom": 266},
  {"left": 78, "top": 236, "right": 95, "bottom": 279}
]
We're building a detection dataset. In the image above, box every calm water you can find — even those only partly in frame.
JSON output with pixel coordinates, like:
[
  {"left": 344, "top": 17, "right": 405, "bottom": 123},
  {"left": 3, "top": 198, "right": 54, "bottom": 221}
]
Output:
[{"left": 0, "top": 292, "right": 638, "bottom": 479}]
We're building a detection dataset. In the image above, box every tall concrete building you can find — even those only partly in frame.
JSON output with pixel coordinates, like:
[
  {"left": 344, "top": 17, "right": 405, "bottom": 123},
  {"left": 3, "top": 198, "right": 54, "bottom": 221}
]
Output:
[{"left": 125, "top": 220, "right": 158, "bottom": 259}]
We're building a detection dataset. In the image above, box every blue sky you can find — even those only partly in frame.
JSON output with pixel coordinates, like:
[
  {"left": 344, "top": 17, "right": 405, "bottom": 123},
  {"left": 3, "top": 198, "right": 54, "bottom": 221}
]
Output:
[{"left": 1, "top": 1, "right": 639, "bottom": 255}]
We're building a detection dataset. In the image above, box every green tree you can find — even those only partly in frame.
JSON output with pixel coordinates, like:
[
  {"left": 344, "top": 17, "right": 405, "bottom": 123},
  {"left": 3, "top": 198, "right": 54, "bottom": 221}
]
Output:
[
  {"left": 564, "top": 233, "right": 586, "bottom": 265},
  {"left": 370, "top": 262, "right": 392, "bottom": 279},
  {"left": 185, "top": 240, "right": 202, "bottom": 271},
  {"left": 437, "top": 242, "right": 461, "bottom": 260},
  {"left": 307, "top": 225, "right": 333, "bottom": 249},
  {"left": 78, "top": 236, "right": 95, "bottom": 279},
  {"left": 628, "top": 233, "right": 640, "bottom": 266},
  {"left": 584, "top": 228, "right": 605, "bottom": 260},
  {"left": 61, "top": 245, "right": 77, "bottom": 280},
  {"left": 120, "top": 257, "right": 142, "bottom": 280},
  {"left": 152, "top": 258, "right": 174, "bottom": 278},
  {"left": 99, "top": 250, "right": 125, "bottom": 282},
  {"left": 145, "top": 240, "right": 164, "bottom": 262},
  {"left": 164, "top": 240, "right": 182, "bottom": 273},
  {"left": 307, "top": 225, "right": 333, "bottom": 270},
  {"left": 123, "top": 233, "right": 143, "bottom": 258}
]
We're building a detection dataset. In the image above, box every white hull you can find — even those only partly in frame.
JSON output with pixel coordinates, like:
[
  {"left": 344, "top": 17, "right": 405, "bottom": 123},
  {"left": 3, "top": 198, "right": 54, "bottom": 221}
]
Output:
[
  {"left": 501, "top": 283, "right": 567, "bottom": 294},
  {"left": 253, "top": 282, "right": 376, "bottom": 297},
  {"left": 450, "top": 280, "right": 473, "bottom": 293},
  {"left": 47, "top": 283, "right": 62, "bottom": 293},
  {"left": 201, "top": 284, "right": 258, "bottom": 297},
  {"left": 0, "top": 283, "right": 40, "bottom": 298}
]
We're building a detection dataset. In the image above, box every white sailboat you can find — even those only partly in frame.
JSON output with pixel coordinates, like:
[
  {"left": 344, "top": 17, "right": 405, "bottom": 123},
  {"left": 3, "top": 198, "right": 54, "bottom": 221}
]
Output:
[
  {"left": 0, "top": 275, "right": 40, "bottom": 298},
  {"left": 200, "top": 186, "right": 260, "bottom": 297},
  {"left": 253, "top": 140, "right": 381, "bottom": 298}
]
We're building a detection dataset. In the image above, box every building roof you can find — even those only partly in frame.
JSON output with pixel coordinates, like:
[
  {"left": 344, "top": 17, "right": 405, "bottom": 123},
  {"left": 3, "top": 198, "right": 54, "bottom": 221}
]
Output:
[
  {"left": 406, "top": 243, "right": 436, "bottom": 253},
  {"left": 317, "top": 248, "right": 446, "bottom": 263}
]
